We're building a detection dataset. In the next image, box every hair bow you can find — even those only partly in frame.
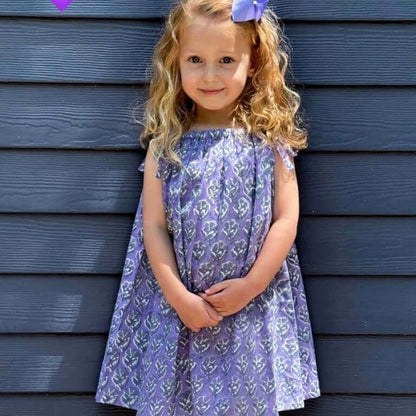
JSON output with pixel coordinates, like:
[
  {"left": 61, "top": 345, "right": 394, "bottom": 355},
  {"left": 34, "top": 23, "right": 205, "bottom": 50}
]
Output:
[{"left": 231, "top": 0, "right": 269, "bottom": 22}]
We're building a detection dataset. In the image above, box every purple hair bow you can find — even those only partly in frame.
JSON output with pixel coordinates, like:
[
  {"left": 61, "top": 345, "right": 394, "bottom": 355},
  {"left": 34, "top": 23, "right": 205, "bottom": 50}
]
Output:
[{"left": 232, "top": 0, "right": 269, "bottom": 22}]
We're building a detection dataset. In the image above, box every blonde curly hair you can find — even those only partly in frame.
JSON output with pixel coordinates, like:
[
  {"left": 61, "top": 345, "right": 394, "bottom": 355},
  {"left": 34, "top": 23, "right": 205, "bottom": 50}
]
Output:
[{"left": 134, "top": 0, "right": 308, "bottom": 167}]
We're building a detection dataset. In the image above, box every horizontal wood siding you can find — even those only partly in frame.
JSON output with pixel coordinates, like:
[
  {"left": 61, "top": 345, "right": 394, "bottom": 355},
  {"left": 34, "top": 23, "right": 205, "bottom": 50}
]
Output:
[
  {"left": 0, "top": 0, "right": 415, "bottom": 20},
  {"left": 1, "top": 276, "right": 415, "bottom": 334},
  {"left": 1, "top": 86, "right": 416, "bottom": 151},
  {"left": 1, "top": 152, "right": 415, "bottom": 214},
  {"left": 0, "top": 21, "right": 416, "bottom": 84},
  {"left": 0, "top": 1, "right": 415, "bottom": 414},
  {"left": 0, "top": 335, "right": 415, "bottom": 393}
]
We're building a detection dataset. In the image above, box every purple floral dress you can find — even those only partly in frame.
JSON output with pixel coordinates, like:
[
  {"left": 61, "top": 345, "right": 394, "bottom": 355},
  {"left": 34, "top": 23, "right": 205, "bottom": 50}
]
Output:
[{"left": 95, "top": 127, "right": 321, "bottom": 415}]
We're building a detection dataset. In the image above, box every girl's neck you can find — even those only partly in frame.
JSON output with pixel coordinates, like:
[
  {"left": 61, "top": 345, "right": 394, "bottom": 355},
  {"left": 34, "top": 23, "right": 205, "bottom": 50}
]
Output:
[
  {"left": 191, "top": 104, "right": 236, "bottom": 130},
  {"left": 189, "top": 121, "right": 234, "bottom": 130}
]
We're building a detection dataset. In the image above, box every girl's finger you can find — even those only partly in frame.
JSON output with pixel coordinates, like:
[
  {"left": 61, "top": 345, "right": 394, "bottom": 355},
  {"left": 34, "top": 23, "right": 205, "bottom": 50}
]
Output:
[{"left": 206, "top": 305, "right": 223, "bottom": 322}]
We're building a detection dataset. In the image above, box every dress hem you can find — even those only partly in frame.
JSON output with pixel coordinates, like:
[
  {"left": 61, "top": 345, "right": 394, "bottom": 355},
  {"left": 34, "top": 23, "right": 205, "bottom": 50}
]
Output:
[{"left": 95, "top": 390, "right": 322, "bottom": 414}]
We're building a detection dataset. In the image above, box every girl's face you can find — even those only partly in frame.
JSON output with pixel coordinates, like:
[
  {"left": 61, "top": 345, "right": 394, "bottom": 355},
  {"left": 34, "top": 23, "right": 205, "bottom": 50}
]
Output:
[{"left": 179, "top": 16, "right": 254, "bottom": 123}]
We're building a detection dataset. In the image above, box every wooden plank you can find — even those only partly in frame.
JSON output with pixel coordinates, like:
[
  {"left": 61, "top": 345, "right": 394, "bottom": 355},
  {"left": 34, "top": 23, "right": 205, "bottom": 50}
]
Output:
[
  {"left": 0, "top": 216, "right": 414, "bottom": 274},
  {"left": 300, "top": 87, "right": 416, "bottom": 151},
  {"left": 297, "top": 217, "right": 416, "bottom": 275},
  {"left": 297, "top": 153, "right": 416, "bottom": 215},
  {"left": 271, "top": 1, "right": 416, "bottom": 21},
  {"left": 0, "top": 215, "right": 133, "bottom": 274},
  {"left": 0, "top": 0, "right": 174, "bottom": 18},
  {"left": 287, "top": 22, "right": 416, "bottom": 85},
  {"left": 1, "top": 151, "right": 415, "bottom": 214},
  {"left": 0, "top": 84, "right": 146, "bottom": 149},
  {"left": 1, "top": 85, "right": 415, "bottom": 151},
  {"left": 0, "top": 21, "right": 415, "bottom": 85},
  {"left": 0, "top": 394, "right": 416, "bottom": 416},
  {"left": 0, "top": 276, "right": 120, "bottom": 333},
  {"left": 0, "top": 150, "right": 144, "bottom": 213},
  {"left": 1, "top": 276, "right": 415, "bottom": 335},
  {"left": 0, "top": 335, "right": 415, "bottom": 393},
  {"left": 0, "top": 394, "right": 134, "bottom": 415},
  {"left": 1, "top": 0, "right": 416, "bottom": 20},
  {"left": 304, "top": 277, "right": 416, "bottom": 334},
  {"left": 314, "top": 336, "right": 416, "bottom": 393},
  {"left": 0, "top": 19, "right": 158, "bottom": 83}
]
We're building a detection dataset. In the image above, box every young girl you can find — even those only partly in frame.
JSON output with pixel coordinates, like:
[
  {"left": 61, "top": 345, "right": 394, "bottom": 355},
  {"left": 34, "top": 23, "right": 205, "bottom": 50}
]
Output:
[{"left": 95, "top": 0, "right": 321, "bottom": 414}]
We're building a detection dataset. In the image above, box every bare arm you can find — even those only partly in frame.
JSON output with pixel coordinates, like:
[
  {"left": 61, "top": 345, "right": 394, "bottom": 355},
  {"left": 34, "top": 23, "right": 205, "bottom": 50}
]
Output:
[
  {"left": 141, "top": 144, "right": 188, "bottom": 309},
  {"left": 244, "top": 147, "right": 300, "bottom": 297}
]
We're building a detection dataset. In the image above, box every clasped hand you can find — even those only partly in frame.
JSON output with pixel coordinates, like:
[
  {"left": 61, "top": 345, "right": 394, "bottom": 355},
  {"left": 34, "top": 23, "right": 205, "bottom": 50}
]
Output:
[
  {"left": 175, "top": 277, "right": 256, "bottom": 332},
  {"left": 199, "top": 277, "right": 254, "bottom": 317}
]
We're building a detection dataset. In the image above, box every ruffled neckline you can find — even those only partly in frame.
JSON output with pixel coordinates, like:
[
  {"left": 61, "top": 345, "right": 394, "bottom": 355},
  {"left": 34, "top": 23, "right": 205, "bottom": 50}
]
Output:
[{"left": 181, "top": 127, "right": 246, "bottom": 138}]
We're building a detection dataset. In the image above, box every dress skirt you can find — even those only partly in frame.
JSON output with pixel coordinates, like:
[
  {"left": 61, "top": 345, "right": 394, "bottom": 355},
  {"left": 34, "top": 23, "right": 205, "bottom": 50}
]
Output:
[{"left": 95, "top": 127, "right": 321, "bottom": 415}]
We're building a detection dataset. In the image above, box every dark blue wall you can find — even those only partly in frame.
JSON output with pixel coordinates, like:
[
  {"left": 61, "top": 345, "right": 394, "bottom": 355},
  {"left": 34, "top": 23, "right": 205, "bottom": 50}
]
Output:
[{"left": 0, "top": 1, "right": 415, "bottom": 414}]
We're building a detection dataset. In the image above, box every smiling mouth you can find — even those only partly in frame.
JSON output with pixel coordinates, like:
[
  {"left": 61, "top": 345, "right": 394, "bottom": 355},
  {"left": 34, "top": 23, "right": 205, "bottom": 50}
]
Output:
[{"left": 201, "top": 88, "right": 224, "bottom": 94}]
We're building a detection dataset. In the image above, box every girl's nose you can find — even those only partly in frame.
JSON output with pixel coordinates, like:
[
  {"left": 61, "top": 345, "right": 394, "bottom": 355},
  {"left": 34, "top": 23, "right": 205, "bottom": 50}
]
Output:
[{"left": 202, "top": 64, "right": 218, "bottom": 81}]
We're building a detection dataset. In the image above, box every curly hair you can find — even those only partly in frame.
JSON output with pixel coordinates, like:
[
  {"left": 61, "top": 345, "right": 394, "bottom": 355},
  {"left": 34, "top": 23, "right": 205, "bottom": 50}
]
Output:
[{"left": 134, "top": 0, "right": 308, "bottom": 167}]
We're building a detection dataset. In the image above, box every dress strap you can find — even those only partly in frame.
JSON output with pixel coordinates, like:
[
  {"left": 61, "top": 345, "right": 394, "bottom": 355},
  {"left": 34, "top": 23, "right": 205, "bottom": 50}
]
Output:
[
  {"left": 275, "top": 141, "right": 298, "bottom": 171},
  {"left": 137, "top": 157, "right": 166, "bottom": 179}
]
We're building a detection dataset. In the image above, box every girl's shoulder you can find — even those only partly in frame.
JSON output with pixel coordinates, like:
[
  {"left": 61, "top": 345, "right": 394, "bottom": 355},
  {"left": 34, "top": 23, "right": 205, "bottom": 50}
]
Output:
[
  {"left": 256, "top": 133, "right": 298, "bottom": 171},
  {"left": 137, "top": 142, "right": 168, "bottom": 179},
  {"left": 272, "top": 141, "right": 298, "bottom": 171}
]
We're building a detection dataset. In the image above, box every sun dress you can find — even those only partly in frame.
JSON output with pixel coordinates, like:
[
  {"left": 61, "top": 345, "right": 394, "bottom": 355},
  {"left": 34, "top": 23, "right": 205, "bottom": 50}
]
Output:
[{"left": 95, "top": 127, "right": 321, "bottom": 415}]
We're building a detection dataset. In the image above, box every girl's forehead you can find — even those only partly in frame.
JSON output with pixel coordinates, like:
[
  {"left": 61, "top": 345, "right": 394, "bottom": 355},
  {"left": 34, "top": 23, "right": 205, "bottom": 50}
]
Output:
[{"left": 180, "top": 15, "right": 248, "bottom": 49}]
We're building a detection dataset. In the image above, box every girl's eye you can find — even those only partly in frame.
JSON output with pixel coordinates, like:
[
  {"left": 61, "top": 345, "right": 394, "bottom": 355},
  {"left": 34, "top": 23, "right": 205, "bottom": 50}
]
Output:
[
  {"left": 221, "top": 57, "right": 234, "bottom": 64},
  {"left": 187, "top": 56, "right": 234, "bottom": 64},
  {"left": 188, "top": 56, "right": 201, "bottom": 64}
]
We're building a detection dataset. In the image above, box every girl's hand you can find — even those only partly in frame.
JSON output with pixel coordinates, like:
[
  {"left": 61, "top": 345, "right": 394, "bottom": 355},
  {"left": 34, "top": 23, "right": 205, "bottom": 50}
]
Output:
[
  {"left": 174, "top": 291, "right": 224, "bottom": 332},
  {"left": 198, "top": 277, "right": 255, "bottom": 317}
]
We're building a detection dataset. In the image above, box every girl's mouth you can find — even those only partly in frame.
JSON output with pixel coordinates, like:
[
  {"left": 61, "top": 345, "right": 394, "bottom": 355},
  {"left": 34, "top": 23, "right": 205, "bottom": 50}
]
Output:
[{"left": 201, "top": 88, "right": 224, "bottom": 95}]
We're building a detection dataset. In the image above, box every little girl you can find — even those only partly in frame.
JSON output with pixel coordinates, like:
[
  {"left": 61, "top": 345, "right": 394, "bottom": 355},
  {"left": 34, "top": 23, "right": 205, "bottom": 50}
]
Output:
[{"left": 95, "top": 0, "right": 321, "bottom": 414}]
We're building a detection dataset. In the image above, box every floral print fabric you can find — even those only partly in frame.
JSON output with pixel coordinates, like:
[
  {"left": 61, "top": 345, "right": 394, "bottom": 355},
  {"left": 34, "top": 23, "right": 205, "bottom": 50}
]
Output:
[{"left": 95, "top": 128, "right": 321, "bottom": 415}]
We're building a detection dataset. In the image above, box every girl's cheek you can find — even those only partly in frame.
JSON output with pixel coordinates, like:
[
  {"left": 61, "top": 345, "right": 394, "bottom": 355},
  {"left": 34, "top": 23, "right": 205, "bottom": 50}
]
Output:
[{"left": 181, "top": 68, "right": 196, "bottom": 79}]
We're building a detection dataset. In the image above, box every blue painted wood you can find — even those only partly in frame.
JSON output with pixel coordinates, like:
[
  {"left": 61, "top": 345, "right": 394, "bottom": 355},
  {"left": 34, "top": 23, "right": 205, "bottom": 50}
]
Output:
[
  {"left": 0, "top": 335, "right": 415, "bottom": 393},
  {"left": 0, "top": 150, "right": 144, "bottom": 213},
  {"left": 297, "top": 217, "right": 416, "bottom": 275},
  {"left": 0, "top": 394, "right": 416, "bottom": 416},
  {"left": 297, "top": 153, "right": 416, "bottom": 215},
  {"left": 0, "top": 215, "right": 133, "bottom": 274},
  {"left": 300, "top": 87, "right": 416, "bottom": 151},
  {"left": 304, "top": 277, "right": 416, "bottom": 334},
  {"left": 287, "top": 22, "right": 416, "bottom": 85},
  {"left": 0, "top": 393, "right": 416, "bottom": 416},
  {"left": 0, "top": 84, "right": 145, "bottom": 149},
  {"left": 1, "top": 276, "right": 415, "bottom": 335},
  {"left": 0, "top": 21, "right": 415, "bottom": 84},
  {"left": 0, "top": 216, "right": 414, "bottom": 274},
  {"left": 0, "top": 0, "right": 414, "bottom": 411},
  {"left": 1, "top": 86, "right": 415, "bottom": 151},
  {"left": 0, "top": 276, "right": 120, "bottom": 333},
  {"left": 0, "top": 152, "right": 415, "bottom": 214},
  {"left": 0, "top": 395, "right": 135, "bottom": 416},
  {"left": 1, "top": 0, "right": 416, "bottom": 20}
]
